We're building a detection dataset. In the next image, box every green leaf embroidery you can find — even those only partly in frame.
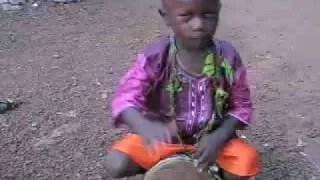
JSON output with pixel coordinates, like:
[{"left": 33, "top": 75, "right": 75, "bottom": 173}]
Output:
[
  {"left": 202, "top": 53, "right": 216, "bottom": 77},
  {"left": 166, "top": 78, "right": 183, "bottom": 96},
  {"left": 166, "top": 84, "right": 174, "bottom": 93},
  {"left": 202, "top": 65, "right": 215, "bottom": 77},
  {"left": 221, "top": 60, "right": 234, "bottom": 85},
  {"left": 215, "top": 87, "right": 229, "bottom": 118},
  {"left": 204, "top": 53, "right": 215, "bottom": 65},
  {"left": 167, "top": 41, "right": 237, "bottom": 148},
  {"left": 170, "top": 44, "right": 177, "bottom": 55}
]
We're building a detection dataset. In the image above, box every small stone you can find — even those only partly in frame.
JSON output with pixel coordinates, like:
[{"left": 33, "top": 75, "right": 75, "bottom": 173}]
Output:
[
  {"left": 52, "top": 54, "right": 63, "bottom": 59},
  {"left": 56, "top": 110, "right": 77, "bottom": 118},
  {"left": 263, "top": 143, "right": 269, "bottom": 147},
  {"left": 0, "top": 98, "right": 20, "bottom": 114},
  {"left": 299, "top": 152, "right": 308, "bottom": 157},
  {"left": 1, "top": 3, "right": 23, "bottom": 11},
  {"left": 240, "top": 135, "right": 247, "bottom": 139},
  {"left": 307, "top": 130, "right": 320, "bottom": 138},
  {"left": 297, "top": 138, "right": 307, "bottom": 147},
  {"left": 31, "top": 121, "right": 37, "bottom": 127},
  {"left": 31, "top": 122, "right": 38, "bottom": 128},
  {"left": 31, "top": 2, "right": 39, "bottom": 7},
  {"left": 9, "top": 34, "right": 16, "bottom": 42},
  {"left": 101, "top": 93, "right": 108, "bottom": 100},
  {"left": 95, "top": 79, "right": 102, "bottom": 86},
  {"left": 53, "top": 0, "right": 81, "bottom": 3},
  {"left": 8, "top": 0, "right": 26, "bottom": 4}
]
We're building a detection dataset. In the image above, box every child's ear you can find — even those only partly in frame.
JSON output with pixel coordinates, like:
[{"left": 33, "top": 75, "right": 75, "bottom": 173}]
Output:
[{"left": 158, "top": 9, "right": 170, "bottom": 26}]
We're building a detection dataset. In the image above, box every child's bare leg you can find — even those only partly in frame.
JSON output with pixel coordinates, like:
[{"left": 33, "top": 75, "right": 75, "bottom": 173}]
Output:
[{"left": 99, "top": 150, "right": 144, "bottom": 178}]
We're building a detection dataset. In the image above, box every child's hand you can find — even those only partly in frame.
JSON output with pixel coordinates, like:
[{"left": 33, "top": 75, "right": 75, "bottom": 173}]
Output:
[
  {"left": 121, "top": 108, "right": 177, "bottom": 152},
  {"left": 138, "top": 120, "right": 174, "bottom": 148},
  {"left": 193, "top": 116, "right": 241, "bottom": 172},
  {"left": 193, "top": 130, "right": 227, "bottom": 172},
  {"left": 139, "top": 112, "right": 178, "bottom": 146}
]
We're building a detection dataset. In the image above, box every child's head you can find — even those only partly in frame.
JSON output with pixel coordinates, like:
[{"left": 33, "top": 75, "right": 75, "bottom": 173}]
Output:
[{"left": 160, "top": 0, "right": 221, "bottom": 50}]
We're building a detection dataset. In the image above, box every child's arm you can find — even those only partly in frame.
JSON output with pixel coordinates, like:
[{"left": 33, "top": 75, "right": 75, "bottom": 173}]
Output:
[
  {"left": 216, "top": 50, "right": 253, "bottom": 138},
  {"left": 225, "top": 50, "right": 252, "bottom": 127},
  {"left": 111, "top": 53, "right": 154, "bottom": 127},
  {"left": 111, "top": 53, "right": 173, "bottom": 144},
  {"left": 195, "top": 48, "right": 252, "bottom": 168}
]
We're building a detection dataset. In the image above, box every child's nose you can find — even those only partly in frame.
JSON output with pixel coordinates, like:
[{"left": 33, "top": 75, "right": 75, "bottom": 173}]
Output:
[{"left": 190, "top": 16, "right": 205, "bottom": 32}]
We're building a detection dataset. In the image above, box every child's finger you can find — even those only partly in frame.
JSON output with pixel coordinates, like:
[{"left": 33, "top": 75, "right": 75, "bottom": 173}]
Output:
[
  {"left": 198, "top": 148, "right": 209, "bottom": 164},
  {"left": 142, "top": 136, "right": 153, "bottom": 147},
  {"left": 147, "top": 140, "right": 161, "bottom": 156},
  {"left": 164, "top": 128, "right": 172, "bottom": 144},
  {"left": 197, "top": 162, "right": 210, "bottom": 174},
  {"left": 197, "top": 149, "right": 210, "bottom": 171},
  {"left": 167, "top": 120, "right": 178, "bottom": 137},
  {"left": 193, "top": 146, "right": 204, "bottom": 160}
]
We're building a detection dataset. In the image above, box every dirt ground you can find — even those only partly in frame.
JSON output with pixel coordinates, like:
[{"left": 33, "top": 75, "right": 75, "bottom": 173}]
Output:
[{"left": 0, "top": 0, "right": 319, "bottom": 179}]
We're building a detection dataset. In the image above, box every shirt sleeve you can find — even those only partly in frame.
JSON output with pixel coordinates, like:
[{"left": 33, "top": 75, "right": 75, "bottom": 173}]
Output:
[
  {"left": 227, "top": 51, "right": 253, "bottom": 125},
  {"left": 111, "top": 53, "right": 155, "bottom": 127}
]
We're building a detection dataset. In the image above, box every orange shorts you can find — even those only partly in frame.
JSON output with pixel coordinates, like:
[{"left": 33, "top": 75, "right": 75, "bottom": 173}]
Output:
[{"left": 111, "top": 134, "right": 260, "bottom": 177}]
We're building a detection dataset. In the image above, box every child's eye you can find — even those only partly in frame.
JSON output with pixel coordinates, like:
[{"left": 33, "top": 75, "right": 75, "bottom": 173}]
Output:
[
  {"left": 177, "top": 13, "right": 192, "bottom": 21},
  {"left": 203, "top": 13, "right": 218, "bottom": 19},
  {"left": 179, "top": 13, "right": 192, "bottom": 17}
]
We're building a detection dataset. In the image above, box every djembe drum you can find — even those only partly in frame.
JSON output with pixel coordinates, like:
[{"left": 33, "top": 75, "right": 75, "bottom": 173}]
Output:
[{"left": 144, "top": 154, "right": 222, "bottom": 180}]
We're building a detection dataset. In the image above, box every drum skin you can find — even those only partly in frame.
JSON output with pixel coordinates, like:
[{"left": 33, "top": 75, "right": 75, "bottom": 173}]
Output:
[{"left": 144, "top": 155, "right": 221, "bottom": 180}]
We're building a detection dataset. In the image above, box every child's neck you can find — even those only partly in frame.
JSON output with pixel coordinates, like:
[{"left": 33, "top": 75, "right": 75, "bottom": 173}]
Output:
[{"left": 175, "top": 40, "right": 211, "bottom": 75}]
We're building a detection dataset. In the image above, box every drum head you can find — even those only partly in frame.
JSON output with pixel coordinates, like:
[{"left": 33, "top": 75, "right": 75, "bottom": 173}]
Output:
[{"left": 144, "top": 155, "right": 221, "bottom": 180}]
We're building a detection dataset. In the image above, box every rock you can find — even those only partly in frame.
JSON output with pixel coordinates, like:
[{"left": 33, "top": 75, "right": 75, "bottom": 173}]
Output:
[
  {"left": 95, "top": 79, "right": 102, "bottom": 86},
  {"left": 0, "top": 98, "right": 21, "bottom": 114},
  {"left": 52, "top": 54, "right": 63, "bottom": 59},
  {"left": 296, "top": 138, "right": 307, "bottom": 147},
  {"left": 8, "top": 0, "right": 25, "bottom": 4},
  {"left": 1, "top": 0, "right": 25, "bottom": 11},
  {"left": 56, "top": 110, "right": 77, "bottom": 118},
  {"left": 101, "top": 93, "right": 108, "bottom": 100},
  {"left": 31, "top": 2, "right": 40, "bottom": 8},
  {"left": 52, "top": 0, "right": 81, "bottom": 3},
  {"left": 1, "top": 2, "right": 23, "bottom": 11},
  {"left": 263, "top": 143, "right": 270, "bottom": 147},
  {"left": 240, "top": 134, "right": 247, "bottom": 139},
  {"left": 31, "top": 122, "right": 38, "bottom": 127},
  {"left": 299, "top": 152, "right": 308, "bottom": 157}
]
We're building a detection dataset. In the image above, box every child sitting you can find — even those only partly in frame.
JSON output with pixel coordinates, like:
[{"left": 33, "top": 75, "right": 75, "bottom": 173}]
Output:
[{"left": 104, "top": 0, "right": 260, "bottom": 179}]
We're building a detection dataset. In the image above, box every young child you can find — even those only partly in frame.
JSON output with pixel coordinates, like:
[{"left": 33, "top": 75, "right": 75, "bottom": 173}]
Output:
[{"left": 104, "top": 0, "right": 260, "bottom": 179}]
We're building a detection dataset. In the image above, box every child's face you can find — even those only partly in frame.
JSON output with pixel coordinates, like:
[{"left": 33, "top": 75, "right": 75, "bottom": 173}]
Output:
[{"left": 161, "top": 0, "right": 220, "bottom": 50}]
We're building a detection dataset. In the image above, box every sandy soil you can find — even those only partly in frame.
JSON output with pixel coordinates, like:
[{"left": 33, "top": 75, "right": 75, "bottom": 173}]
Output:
[{"left": 0, "top": 0, "right": 319, "bottom": 179}]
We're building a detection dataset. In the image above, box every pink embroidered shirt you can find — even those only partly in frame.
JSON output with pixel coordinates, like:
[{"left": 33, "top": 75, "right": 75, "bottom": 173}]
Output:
[{"left": 111, "top": 36, "right": 252, "bottom": 136}]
